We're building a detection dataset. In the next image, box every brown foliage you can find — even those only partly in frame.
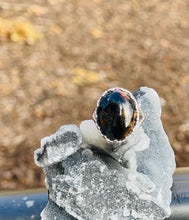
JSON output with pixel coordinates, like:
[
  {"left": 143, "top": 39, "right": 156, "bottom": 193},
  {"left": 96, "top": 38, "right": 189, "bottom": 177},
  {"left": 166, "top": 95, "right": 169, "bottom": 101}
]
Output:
[{"left": 0, "top": 0, "right": 188, "bottom": 190}]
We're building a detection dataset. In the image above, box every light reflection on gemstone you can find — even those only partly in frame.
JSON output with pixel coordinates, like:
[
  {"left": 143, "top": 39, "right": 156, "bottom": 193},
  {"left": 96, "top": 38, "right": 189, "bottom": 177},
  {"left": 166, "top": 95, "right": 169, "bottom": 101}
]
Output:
[{"left": 93, "top": 87, "right": 145, "bottom": 144}]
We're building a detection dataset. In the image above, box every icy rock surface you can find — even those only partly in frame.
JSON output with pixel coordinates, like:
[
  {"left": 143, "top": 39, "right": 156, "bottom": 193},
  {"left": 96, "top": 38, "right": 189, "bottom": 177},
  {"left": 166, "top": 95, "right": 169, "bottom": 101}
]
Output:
[
  {"left": 134, "top": 87, "right": 176, "bottom": 210},
  {"left": 41, "top": 199, "right": 77, "bottom": 220},
  {"left": 34, "top": 125, "right": 82, "bottom": 167},
  {"left": 34, "top": 87, "right": 175, "bottom": 220}
]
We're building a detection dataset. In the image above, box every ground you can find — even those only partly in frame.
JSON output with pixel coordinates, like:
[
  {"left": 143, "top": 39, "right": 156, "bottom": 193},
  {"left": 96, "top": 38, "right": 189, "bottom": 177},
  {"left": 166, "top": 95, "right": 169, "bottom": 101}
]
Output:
[{"left": 0, "top": 0, "right": 188, "bottom": 190}]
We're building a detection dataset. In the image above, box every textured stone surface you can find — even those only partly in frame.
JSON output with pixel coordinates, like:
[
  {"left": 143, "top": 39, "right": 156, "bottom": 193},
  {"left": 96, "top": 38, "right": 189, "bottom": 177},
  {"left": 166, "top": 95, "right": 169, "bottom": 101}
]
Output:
[
  {"left": 41, "top": 199, "right": 77, "bottom": 220},
  {"left": 34, "top": 87, "right": 176, "bottom": 220},
  {"left": 134, "top": 87, "right": 176, "bottom": 211},
  {"left": 34, "top": 125, "right": 82, "bottom": 167}
]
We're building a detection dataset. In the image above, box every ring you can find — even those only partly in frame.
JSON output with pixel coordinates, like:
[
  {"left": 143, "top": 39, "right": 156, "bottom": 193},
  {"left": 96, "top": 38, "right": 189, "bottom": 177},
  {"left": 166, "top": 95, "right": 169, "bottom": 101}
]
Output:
[{"left": 92, "top": 87, "right": 145, "bottom": 144}]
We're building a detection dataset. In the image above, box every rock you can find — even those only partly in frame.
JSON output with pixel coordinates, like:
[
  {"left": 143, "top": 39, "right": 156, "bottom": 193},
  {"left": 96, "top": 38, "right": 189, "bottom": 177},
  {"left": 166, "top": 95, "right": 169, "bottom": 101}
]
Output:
[
  {"left": 34, "top": 87, "right": 176, "bottom": 220},
  {"left": 46, "top": 148, "right": 165, "bottom": 220},
  {"left": 134, "top": 87, "right": 176, "bottom": 211},
  {"left": 80, "top": 119, "right": 111, "bottom": 152},
  {"left": 34, "top": 125, "right": 82, "bottom": 167},
  {"left": 41, "top": 199, "right": 77, "bottom": 220}
]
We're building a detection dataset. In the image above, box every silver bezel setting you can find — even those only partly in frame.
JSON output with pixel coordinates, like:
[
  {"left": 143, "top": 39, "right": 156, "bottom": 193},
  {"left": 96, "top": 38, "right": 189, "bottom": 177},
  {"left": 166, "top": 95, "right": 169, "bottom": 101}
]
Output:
[{"left": 92, "top": 87, "right": 145, "bottom": 144}]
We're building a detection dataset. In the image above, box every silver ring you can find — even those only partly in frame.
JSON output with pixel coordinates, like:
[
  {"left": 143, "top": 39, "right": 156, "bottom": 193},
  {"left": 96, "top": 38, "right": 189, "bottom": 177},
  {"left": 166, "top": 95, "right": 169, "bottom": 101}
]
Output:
[{"left": 93, "top": 87, "right": 145, "bottom": 144}]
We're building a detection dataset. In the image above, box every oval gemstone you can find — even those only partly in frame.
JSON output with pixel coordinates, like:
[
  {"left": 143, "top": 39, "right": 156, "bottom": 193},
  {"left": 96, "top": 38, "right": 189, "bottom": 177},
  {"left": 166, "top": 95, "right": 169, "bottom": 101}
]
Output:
[{"left": 95, "top": 89, "right": 138, "bottom": 142}]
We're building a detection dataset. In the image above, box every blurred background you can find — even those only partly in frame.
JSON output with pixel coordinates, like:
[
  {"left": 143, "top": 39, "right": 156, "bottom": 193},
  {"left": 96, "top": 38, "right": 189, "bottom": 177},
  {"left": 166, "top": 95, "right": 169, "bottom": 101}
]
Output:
[{"left": 0, "top": 0, "right": 188, "bottom": 191}]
